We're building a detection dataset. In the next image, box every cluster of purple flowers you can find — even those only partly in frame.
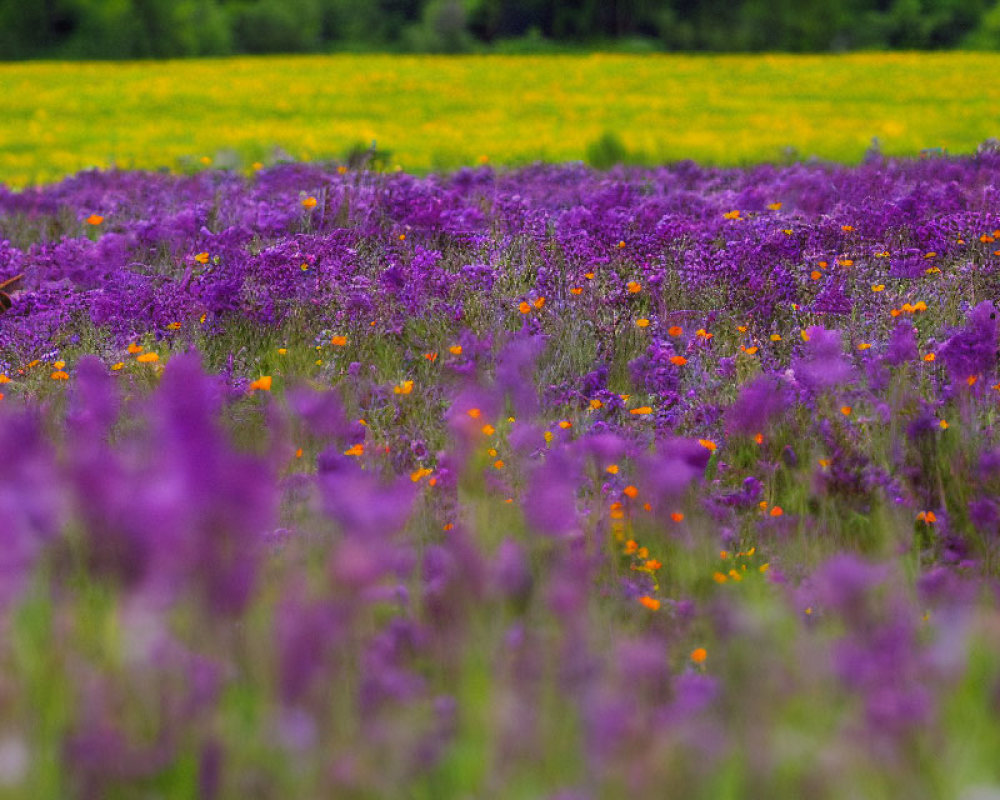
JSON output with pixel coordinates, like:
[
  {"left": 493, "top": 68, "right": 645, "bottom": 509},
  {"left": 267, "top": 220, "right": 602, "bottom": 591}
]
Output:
[{"left": 3, "top": 155, "right": 1000, "bottom": 796}]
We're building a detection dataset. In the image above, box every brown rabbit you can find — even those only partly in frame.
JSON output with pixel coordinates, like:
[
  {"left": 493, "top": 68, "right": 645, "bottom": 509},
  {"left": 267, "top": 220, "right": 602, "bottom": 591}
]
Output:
[{"left": 0, "top": 274, "right": 24, "bottom": 313}]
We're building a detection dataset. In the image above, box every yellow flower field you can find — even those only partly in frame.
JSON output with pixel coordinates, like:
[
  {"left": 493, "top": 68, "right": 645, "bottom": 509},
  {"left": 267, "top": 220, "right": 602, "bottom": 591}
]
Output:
[{"left": 2, "top": 52, "right": 999, "bottom": 186}]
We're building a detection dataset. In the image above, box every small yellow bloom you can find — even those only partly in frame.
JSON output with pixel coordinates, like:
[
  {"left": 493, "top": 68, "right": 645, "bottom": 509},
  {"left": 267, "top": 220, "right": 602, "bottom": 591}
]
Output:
[
  {"left": 127, "top": 343, "right": 144, "bottom": 354},
  {"left": 410, "top": 467, "right": 433, "bottom": 482},
  {"left": 394, "top": 380, "right": 414, "bottom": 395},
  {"left": 723, "top": 210, "right": 740, "bottom": 220},
  {"left": 167, "top": 322, "right": 181, "bottom": 330},
  {"left": 449, "top": 345, "right": 462, "bottom": 355},
  {"left": 558, "top": 420, "right": 572, "bottom": 429},
  {"left": 278, "top": 348, "right": 287, "bottom": 355},
  {"left": 606, "top": 464, "right": 619, "bottom": 474},
  {"left": 767, "top": 202, "right": 782, "bottom": 211},
  {"left": 589, "top": 398, "right": 603, "bottom": 410},
  {"left": 871, "top": 284, "right": 885, "bottom": 292},
  {"left": 626, "top": 281, "right": 641, "bottom": 294},
  {"left": 50, "top": 370, "right": 69, "bottom": 380},
  {"left": 194, "top": 252, "right": 210, "bottom": 264},
  {"left": 302, "top": 196, "right": 318, "bottom": 209},
  {"left": 636, "top": 318, "right": 650, "bottom": 328},
  {"left": 630, "top": 406, "right": 652, "bottom": 415},
  {"left": 110, "top": 362, "right": 124, "bottom": 371},
  {"left": 136, "top": 352, "right": 159, "bottom": 363}
]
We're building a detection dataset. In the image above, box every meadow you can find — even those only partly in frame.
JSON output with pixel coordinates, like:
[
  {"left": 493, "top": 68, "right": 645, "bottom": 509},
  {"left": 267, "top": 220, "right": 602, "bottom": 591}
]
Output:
[
  {"left": 3, "top": 52, "right": 1000, "bottom": 186},
  {"left": 2, "top": 154, "right": 1000, "bottom": 797}
]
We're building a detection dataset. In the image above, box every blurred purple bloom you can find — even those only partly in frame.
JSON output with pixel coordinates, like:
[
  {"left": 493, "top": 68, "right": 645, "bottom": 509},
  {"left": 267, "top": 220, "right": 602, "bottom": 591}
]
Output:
[{"left": 792, "top": 326, "right": 854, "bottom": 391}]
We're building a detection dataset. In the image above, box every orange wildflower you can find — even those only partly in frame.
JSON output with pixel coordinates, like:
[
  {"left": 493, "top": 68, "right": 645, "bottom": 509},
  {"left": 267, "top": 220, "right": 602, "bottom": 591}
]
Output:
[
  {"left": 344, "top": 443, "right": 364, "bottom": 456},
  {"left": 626, "top": 281, "right": 642, "bottom": 294},
  {"left": 331, "top": 335, "right": 348, "bottom": 346},
  {"left": 639, "top": 596, "right": 660, "bottom": 611},
  {"left": 249, "top": 376, "right": 272, "bottom": 392},
  {"left": 668, "top": 325, "right": 683, "bottom": 337},
  {"left": 86, "top": 214, "right": 104, "bottom": 225},
  {"left": 136, "top": 352, "right": 159, "bottom": 363},
  {"left": 630, "top": 406, "right": 652, "bottom": 415},
  {"left": 690, "top": 647, "right": 707, "bottom": 664},
  {"left": 301, "top": 196, "right": 318, "bottom": 209},
  {"left": 669, "top": 356, "right": 688, "bottom": 366}
]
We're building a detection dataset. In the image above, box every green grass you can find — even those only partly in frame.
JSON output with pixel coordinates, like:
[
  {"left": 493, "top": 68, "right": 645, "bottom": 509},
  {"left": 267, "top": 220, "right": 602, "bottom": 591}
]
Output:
[{"left": 2, "top": 52, "right": 1000, "bottom": 186}]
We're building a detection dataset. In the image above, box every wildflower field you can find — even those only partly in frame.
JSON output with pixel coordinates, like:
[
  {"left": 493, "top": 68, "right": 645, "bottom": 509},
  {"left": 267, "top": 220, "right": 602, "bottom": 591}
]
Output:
[
  {"left": 4, "top": 52, "right": 1000, "bottom": 186},
  {"left": 2, "top": 152, "right": 1000, "bottom": 797}
]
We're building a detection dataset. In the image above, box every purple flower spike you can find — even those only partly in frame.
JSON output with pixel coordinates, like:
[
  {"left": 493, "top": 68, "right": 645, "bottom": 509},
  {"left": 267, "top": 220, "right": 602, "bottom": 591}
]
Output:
[{"left": 792, "top": 326, "right": 854, "bottom": 391}]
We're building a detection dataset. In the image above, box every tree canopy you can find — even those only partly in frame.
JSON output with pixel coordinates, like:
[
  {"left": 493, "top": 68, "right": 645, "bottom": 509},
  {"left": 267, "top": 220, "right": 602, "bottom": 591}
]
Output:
[{"left": 1, "top": 0, "right": 997, "bottom": 59}]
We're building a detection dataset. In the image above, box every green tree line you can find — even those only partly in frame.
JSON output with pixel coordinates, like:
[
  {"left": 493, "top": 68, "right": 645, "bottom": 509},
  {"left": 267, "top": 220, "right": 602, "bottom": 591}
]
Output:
[{"left": 2, "top": 0, "right": 1000, "bottom": 59}]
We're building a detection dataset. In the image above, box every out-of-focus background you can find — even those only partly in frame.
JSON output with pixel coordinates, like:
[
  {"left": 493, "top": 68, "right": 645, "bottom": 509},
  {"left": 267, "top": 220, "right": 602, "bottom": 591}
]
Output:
[
  {"left": 3, "top": 0, "right": 999, "bottom": 60},
  {"left": 2, "top": 1, "right": 999, "bottom": 186}
]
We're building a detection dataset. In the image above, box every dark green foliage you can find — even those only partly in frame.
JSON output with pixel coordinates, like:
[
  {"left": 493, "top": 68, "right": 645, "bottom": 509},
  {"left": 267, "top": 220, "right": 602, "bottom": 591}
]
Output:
[{"left": 0, "top": 0, "right": 998, "bottom": 58}]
